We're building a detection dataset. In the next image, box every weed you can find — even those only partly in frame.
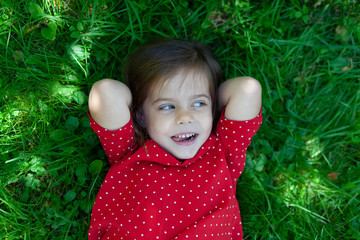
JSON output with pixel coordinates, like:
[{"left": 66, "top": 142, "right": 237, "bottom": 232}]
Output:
[{"left": 1, "top": 0, "right": 359, "bottom": 239}]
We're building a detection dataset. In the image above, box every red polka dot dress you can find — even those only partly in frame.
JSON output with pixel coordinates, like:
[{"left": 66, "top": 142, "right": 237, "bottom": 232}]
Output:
[{"left": 88, "top": 109, "right": 262, "bottom": 239}]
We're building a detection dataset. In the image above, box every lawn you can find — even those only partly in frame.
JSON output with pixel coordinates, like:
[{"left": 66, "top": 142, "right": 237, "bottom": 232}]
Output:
[{"left": 0, "top": 0, "right": 359, "bottom": 239}]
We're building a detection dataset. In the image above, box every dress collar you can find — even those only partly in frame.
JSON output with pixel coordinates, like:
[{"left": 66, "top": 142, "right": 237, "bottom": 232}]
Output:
[{"left": 131, "top": 133, "right": 217, "bottom": 167}]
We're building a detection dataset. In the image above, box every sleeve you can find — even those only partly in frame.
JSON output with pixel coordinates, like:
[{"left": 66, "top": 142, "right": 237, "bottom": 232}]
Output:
[
  {"left": 216, "top": 108, "right": 262, "bottom": 182},
  {"left": 88, "top": 110, "right": 136, "bottom": 166}
]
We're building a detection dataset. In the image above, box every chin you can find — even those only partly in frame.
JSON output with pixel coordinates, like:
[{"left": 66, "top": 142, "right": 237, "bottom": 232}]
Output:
[{"left": 173, "top": 151, "right": 197, "bottom": 160}]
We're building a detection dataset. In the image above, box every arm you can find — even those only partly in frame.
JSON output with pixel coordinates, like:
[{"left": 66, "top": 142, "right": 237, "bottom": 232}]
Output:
[
  {"left": 218, "top": 77, "right": 262, "bottom": 121},
  {"left": 88, "top": 79, "right": 132, "bottom": 130}
]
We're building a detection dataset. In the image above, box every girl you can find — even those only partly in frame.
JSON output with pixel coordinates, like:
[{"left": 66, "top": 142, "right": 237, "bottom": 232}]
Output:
[{"left": 87, "top": 38, "right": 262, "bottom": 239}]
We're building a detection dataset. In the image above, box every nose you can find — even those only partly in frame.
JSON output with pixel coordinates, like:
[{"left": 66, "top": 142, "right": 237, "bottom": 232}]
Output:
[{"left": 175, "top": 108, "right": 193, "bottom": 125}]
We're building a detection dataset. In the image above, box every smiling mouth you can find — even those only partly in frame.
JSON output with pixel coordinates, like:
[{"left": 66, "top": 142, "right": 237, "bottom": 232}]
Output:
[{"left": 171, "top": 133, "right": 198, "bottom": 142}]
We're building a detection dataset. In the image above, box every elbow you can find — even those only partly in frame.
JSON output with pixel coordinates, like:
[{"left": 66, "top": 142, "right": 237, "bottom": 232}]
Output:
[
  {"left": 89, "top": 79, "right": 112, "bottom": 111},
  {"left": 218, "top": 76, "right": 262, "bottom": 110},
  {"left": 237, "top": 77, "right": 262, "bottom": 95},
  {"left": 90, "top": 79, "right": 116, "bottom": 95}
]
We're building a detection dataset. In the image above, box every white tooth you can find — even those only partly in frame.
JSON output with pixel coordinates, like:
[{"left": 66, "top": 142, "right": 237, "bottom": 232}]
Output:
[{"left": 175, "top": 134, "right": 195, "bottom": 138}]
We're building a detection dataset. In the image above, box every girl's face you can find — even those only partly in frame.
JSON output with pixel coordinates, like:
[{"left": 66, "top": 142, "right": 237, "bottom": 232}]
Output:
[{"left": 140, "top": 71, "right": 213, "bottom": 160}]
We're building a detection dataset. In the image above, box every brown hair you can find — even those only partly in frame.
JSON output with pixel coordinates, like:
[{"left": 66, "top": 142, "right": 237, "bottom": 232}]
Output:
[{"left": 123, "top": 38, "right": 222, "bottom": 145}]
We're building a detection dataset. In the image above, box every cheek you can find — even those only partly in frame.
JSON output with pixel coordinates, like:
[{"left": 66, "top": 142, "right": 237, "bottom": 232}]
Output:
[
  {"left": 205, "top": 109, "right": 214, "bottom": 123},
  {"left": 145, "top": 114, "right": 169, "bottom": 135},
  {"left": 206, "top": 117, "right": 213, "bottom": 131},
  {"left": 200, "top": 112, "right": 213, "bottom": 133}
]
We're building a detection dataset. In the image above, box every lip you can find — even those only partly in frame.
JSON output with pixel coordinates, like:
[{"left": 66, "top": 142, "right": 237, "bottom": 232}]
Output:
[{"left": 171, "top": 132, "right": 198, "bottom": 146}]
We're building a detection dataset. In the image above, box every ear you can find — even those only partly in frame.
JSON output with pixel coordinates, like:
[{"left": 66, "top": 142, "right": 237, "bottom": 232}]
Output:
[{"left": 136, "top": 108, "right": 146, "bottom": 128}]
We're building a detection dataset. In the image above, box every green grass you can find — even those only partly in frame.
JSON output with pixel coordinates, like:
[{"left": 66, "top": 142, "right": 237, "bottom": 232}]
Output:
[{"left": 0, "top": 0, "right": 359, "bottom": 239}]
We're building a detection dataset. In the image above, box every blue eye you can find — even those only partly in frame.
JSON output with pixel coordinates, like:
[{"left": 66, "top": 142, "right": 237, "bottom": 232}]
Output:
[
  {"left": 159, "top": 105, "right": 174, "bottom": 110},
  {"left": 193, "top": 101, "right": 206, "bottom": 107}
]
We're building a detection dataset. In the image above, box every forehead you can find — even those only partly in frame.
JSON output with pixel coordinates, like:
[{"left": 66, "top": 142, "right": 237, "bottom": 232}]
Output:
[{"left": 149, "top": 70, "right": 210, "bottom": 99}]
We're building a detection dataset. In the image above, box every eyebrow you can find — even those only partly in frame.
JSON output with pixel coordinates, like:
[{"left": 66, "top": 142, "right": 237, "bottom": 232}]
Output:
[{"left": 152, "top": 94, "right": 211, "bottom": 105}]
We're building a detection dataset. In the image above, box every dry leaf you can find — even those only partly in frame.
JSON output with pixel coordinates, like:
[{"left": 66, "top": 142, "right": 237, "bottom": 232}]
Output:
[
  {"left": 314, "top": 1, "right": 323, "bottom": 7},
  {"left": 24, "top": 22, "right": 41, "bottom": 35},
  {"left": 341, "top": 58, "right": 353, "bottom": 72},
  {"left": 327, "top": 172, "right": 340, "bottom": 181},
  {"left": 12, "top": 50, "right": 23, "bottom": 61}
]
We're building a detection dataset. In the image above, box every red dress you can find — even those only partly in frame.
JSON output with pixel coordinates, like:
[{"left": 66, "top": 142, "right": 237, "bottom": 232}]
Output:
[{"left": 88, "top": 109, "right": 262, "bottom": 240}]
